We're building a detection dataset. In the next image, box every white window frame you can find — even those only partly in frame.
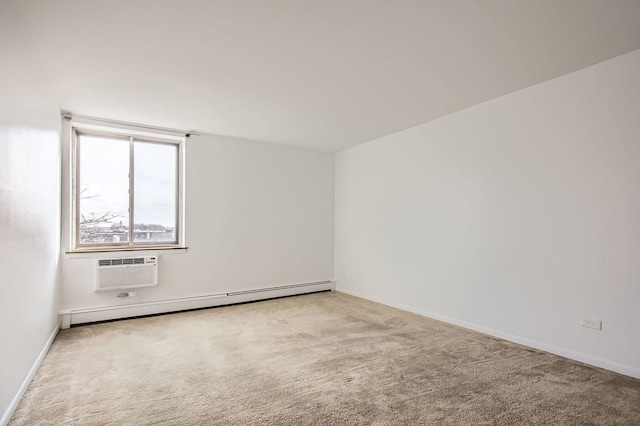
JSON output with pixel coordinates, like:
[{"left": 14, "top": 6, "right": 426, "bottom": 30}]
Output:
[{"left": 70, "top": 121, "right": 186, "bottom": 252}]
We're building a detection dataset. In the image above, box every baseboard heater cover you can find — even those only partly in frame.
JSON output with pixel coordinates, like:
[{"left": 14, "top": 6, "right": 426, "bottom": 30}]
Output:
[
  {"left": 226, "top": 280, "right": 331, "bottom": 296},
  {"left": 61, "top": 280, "right": 334, "bottom": 328}
]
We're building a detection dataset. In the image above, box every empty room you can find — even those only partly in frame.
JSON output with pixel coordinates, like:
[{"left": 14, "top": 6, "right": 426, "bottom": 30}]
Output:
[{"left": 1, "top": 1, "right": 639, "bottom": 424}]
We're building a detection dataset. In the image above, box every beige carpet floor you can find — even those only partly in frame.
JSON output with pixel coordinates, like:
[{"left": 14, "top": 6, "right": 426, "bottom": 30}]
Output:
[{"left": 10, "top": 291, "right": 640, "bottom": 425}]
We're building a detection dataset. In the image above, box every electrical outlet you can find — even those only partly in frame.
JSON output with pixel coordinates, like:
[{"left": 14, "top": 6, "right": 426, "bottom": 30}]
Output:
[{"left": 581, "top": 316, "right": 602, "bottom": 330}]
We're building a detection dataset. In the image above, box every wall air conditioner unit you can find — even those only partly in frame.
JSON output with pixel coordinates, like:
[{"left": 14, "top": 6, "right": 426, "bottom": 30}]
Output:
[{"left": 96, "top": 256, "right": 158, "bottom": 291}]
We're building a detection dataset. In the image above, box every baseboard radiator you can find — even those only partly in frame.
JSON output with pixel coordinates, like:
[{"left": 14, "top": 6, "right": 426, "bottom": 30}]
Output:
[{"left": 60, "top": 280, "right": 334, "bottom": 328}]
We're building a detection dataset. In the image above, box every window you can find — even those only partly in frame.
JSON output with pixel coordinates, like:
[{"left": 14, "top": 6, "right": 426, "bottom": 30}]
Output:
[{"left": 72, "top": 126, "right": 184, "bottom": 251}]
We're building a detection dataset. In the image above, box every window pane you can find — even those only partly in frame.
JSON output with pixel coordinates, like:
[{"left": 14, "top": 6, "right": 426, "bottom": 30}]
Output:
[
  {"left": 133, "top": 141, "right": 177, "bottom": 243},
  {"left": 78, "top": 134, "right": 130, "bottom": 244}
]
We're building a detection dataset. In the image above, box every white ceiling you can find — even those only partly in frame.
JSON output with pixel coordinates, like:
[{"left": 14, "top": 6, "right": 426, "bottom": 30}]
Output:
[{"left": 11, "top": 1, "right": 640, "bottom": 152}]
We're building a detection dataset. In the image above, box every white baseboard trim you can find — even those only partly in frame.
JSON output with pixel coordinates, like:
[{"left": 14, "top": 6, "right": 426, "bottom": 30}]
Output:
[
  {"left": 337, "top": 287, "right": 640, "bottom": 380},
  {"left": 1, "top": 325, "right": 59, "bottom": 426},
  {"left": 61, "top": 281, "right": 335, "bottom": 328}
]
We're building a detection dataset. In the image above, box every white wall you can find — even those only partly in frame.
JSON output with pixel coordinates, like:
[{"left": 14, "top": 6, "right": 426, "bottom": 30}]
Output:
[
  {"left": 0, "top": 3, "right": 61, "bottom": 423},
  {"left": 335, "top": 49, "right": 640, "bottom": 378},
  {"left": 60, "top": 128, "right": 334, "bottom": 311}
]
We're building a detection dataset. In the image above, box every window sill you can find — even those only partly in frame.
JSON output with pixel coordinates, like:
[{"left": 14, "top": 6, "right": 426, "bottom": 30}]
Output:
[{"left": 65, "top": 246, "right": 188, "bottom": 255}]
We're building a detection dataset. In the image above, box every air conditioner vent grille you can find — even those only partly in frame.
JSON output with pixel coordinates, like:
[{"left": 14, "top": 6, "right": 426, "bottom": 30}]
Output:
[{"left": 98, "top": 257, "right": 146, "bottom": 267}]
